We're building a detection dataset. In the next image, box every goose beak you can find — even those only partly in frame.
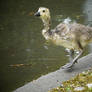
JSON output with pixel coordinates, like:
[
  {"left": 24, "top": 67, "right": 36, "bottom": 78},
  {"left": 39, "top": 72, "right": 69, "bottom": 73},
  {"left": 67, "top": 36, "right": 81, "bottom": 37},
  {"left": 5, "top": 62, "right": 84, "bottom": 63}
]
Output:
[{"left": 34, "top": 12, "right": 40, "bottom": 17}]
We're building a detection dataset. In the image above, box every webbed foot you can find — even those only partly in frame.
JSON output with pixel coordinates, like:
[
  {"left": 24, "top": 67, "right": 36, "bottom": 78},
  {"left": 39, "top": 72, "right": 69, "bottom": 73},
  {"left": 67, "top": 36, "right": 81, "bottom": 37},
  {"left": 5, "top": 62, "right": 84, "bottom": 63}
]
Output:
[
  {"left": 61, "top": 62, "right": 74, "bottom": 69},
  {"left": 61, "top": 59, "right": 78, "bottom": 69},
  {"left": 61, "top": 49, "right": 83, "bottom": 69}
]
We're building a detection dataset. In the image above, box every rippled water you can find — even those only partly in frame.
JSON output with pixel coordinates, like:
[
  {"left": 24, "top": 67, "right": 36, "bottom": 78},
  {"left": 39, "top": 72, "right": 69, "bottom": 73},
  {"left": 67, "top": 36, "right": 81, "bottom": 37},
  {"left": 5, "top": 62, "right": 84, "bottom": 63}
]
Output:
[{"left": 0, "top": 0, "right": 90, "bottom": 92}]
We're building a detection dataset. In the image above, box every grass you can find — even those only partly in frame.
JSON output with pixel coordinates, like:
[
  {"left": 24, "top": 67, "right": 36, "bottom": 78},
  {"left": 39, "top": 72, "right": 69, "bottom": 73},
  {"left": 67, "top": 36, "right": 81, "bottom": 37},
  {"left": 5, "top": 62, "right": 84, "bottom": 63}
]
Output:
[{"left": 49, "top": 68, "right": 92, "bottom": 92}]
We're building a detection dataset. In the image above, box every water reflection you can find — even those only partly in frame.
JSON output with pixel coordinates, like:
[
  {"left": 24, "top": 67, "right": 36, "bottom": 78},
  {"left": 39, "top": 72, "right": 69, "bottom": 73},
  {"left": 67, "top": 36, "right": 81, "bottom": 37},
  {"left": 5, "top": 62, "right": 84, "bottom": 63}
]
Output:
[{"left": 0, "top": 0, "right": 88, "bottom": 92}]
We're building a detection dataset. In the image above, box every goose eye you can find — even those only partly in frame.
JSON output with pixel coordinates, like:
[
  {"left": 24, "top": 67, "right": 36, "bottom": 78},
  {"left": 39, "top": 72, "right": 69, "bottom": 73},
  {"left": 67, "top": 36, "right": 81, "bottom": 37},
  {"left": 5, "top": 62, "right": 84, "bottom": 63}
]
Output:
[{"left": 43, "top": 10, "right": 45, "bottom": 12}]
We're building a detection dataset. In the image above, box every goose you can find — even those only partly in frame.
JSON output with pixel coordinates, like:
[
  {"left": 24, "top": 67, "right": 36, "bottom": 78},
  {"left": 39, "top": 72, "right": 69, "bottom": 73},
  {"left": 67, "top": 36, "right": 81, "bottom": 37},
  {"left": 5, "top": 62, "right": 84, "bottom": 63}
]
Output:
[{"left": 34, "top": 7, "right": 92, "bottom": 69}]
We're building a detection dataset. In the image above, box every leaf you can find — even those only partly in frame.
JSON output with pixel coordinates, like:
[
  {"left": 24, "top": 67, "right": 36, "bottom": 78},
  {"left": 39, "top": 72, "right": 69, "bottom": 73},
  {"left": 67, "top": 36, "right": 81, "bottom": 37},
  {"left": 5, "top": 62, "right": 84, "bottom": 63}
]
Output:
[{"left": 9, "top": 63, "right": 32, "bottom": 67}]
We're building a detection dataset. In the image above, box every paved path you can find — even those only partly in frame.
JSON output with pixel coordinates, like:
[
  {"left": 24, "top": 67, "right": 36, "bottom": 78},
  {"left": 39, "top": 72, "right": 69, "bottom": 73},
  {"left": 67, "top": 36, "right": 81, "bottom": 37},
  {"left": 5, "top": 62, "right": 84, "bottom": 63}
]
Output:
[{"left": 14, "top": 53, "right": 92, "bottom": 92}]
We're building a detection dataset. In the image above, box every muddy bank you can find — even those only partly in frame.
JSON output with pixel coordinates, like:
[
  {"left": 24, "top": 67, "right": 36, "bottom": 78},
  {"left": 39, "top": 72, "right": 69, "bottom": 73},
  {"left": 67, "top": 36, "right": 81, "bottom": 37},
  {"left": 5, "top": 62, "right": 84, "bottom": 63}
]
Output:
[{"left": 14, "top": 53, "right": 92, "bottom": 92}]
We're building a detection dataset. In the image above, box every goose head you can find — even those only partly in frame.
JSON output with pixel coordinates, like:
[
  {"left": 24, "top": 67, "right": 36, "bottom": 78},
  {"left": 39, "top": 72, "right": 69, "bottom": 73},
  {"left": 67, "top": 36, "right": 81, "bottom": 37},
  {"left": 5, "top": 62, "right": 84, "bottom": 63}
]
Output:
[{"left": 35, "top": 7, "right": 51, "bottom": 28}]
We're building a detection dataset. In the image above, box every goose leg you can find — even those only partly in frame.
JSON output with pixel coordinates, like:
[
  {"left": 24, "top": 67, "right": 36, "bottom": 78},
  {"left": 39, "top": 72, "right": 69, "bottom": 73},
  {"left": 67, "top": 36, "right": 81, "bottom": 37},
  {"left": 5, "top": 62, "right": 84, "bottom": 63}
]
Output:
[
  {"left": 65, "top": 49, "right": 74, "bottom": 61},
  {"left": 71, "top": 50, "right": 83, "bottom": 64},
  {"left": 62, "top": 50, "right": 83, "bottom": 69},
  {"left": 68, "top": 49, "right": 74, "bottom": 62},
  {"left": 61, "top": 49, "right": 75, "bottom": 69}
]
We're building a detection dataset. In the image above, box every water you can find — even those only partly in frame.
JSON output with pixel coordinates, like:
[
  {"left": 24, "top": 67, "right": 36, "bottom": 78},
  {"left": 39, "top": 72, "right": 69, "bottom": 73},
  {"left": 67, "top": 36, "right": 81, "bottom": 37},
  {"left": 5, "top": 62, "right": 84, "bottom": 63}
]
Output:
[{"left": 0, "top": 0, "right": 90, "bottom": 92}]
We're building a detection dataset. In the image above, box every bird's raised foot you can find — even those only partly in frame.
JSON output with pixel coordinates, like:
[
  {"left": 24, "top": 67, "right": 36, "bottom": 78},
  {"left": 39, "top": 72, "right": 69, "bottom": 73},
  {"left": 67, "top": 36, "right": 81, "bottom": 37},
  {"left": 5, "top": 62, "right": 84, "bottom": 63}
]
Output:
[{"left": 61, "top": 62, "right": 74, "bottom": 69}]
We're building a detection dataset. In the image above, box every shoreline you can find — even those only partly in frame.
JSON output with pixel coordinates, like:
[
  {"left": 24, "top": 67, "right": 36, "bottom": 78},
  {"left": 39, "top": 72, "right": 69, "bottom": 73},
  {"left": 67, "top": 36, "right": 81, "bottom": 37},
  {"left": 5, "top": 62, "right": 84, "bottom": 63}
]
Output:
[{"left": 14, "top": 53, "right": 92, "bottom": 92}]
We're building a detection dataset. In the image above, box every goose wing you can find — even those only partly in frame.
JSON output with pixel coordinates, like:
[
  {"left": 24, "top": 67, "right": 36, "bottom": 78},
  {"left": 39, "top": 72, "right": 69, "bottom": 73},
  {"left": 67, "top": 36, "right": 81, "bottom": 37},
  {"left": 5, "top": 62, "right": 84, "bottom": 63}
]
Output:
[{"left": 54, "top": 23, "right": 92, "bottom": 41}]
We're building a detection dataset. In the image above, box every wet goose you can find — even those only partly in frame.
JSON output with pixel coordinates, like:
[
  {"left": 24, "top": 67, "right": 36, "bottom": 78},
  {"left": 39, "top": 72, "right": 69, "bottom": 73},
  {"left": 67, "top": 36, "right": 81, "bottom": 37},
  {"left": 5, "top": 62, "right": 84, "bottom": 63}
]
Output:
[{"left": 34, "top": 7, "right": 92, "bottom": 69}]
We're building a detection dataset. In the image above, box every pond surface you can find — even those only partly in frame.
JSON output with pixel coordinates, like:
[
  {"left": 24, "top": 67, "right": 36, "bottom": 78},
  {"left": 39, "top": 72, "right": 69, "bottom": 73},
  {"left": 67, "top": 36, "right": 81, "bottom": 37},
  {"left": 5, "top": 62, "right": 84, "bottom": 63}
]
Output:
[{"left": 0, "top": 0, "right": 90, "bottom": 92}]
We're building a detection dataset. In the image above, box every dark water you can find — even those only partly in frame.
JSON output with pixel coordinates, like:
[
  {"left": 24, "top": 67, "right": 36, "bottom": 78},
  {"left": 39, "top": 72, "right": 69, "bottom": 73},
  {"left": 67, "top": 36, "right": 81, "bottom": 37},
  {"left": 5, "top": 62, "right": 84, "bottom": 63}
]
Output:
[{"left": 0, "top": 0, "right": 89, "bottom": 92}]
